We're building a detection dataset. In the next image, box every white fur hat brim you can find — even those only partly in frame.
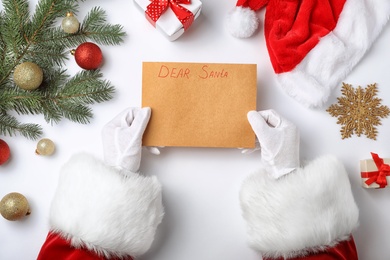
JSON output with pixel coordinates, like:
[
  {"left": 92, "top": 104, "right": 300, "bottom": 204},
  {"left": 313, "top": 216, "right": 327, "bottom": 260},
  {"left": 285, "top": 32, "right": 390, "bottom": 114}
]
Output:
[
  {"left": 277, "top": 0, "right": 390, "bottom": 108},
  {"left": 240, "top": 155, "right": 359, "bottom": 258},
  {"left": 49, "top": 153, "right": 164, "bottom": 258}
]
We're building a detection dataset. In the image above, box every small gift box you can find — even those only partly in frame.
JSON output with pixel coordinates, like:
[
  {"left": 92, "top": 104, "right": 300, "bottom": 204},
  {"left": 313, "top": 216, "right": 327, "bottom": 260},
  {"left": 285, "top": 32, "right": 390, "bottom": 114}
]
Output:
[
  {"left": 360, "top": 153, "right": 390, "bottom": 189},
  {"left": 134, "top": 0, "right": 202, "bottom": 41}
]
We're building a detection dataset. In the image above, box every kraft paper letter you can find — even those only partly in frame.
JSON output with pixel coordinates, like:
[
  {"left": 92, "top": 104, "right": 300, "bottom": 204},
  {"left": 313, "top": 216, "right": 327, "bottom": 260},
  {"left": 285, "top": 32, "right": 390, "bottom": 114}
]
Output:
[{"left": 142, "top": 62, "right": 257, "bottom": 148}]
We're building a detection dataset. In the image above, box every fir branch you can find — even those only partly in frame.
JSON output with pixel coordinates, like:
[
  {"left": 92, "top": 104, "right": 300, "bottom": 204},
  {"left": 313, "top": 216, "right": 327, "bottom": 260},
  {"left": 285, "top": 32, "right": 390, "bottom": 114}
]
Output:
[
  {"left": 0, "top": 88, "right": 43, "bottom": 115},
  {"left": 0, "top": 11, "right": 6, "bottom": 70},
  {"left": 82, "top": 23, "right": 126, "bottom": 46},
  {"left": 0, "top": 113, "right": 42, "bottom": 139},
  {"left": 41, "top": 98, "right": 63, "bottom": 124},
  {"left": 25, "top": 41, "right": 68, "bottom": 67},
  {"left": 83, "top": 6, "right": 107, "bottom": 28},
  {"left": 59, "top": 103, "right": 92, "bottom": 124},
  {"left": 38, "top": 6, "right": 127, "bottom": 47},
  {"left": 60, "top": 70, "right": 115, "bottom": 104},
  {"left": 80, "top": 7, "right": 125, "bottom": 46},
  {"left": 2, "top": 0, "right": 30, "bottom": 40},
  {"left": 37, "top": 26, "right": 86, "bottom": 49},
  {"left": 28, "top": 0, "right": 78, "bottom": 43},
  {"left": 1, "top": 70, "right": 114, "bottom": 125},
  {"left": 36, "top": 11, "right": 126, "bottom": 48},
  {"left": 42, "top": 70, "right": 115, "bottom": 124},
  {"left": 0, "top": 0, "right": 30, "bottom": 84},
  {"left": 0, "top": 70, "right": 69, "bottom": 116},
  {"left": 0, "top": 0, "right": 124, "bottom": 139}
]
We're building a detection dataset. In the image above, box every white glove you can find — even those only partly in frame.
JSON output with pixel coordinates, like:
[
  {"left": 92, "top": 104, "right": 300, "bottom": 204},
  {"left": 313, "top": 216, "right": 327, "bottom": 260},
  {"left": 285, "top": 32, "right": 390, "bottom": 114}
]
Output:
[
  {"left": 247, "top": 109, "right": 300, "bottom": 178},
  {"left": 102, "top": 107, "right": 151, "bottom": 174},
  {"left": 146, "top": 146, "right": 164, "bottom": 155}
]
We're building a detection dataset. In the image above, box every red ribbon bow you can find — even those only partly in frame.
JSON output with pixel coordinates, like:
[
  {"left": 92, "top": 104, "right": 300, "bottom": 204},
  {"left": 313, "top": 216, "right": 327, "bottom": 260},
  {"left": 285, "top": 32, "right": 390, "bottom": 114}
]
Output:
[
  {"left": 146, "top": 0, "right": 194, "bottom": 31},
  {"left": 362, "top": 152, "right": 390, "bottom": 188}
]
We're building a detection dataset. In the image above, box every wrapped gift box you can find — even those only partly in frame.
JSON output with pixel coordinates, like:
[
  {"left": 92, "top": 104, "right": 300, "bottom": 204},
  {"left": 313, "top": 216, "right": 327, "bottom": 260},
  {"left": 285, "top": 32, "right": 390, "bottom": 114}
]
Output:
[
  {"left": 360, "top": 153, "right": 390, "bottom": 189},
  {"left": 134, "top": 0, "right": 202, "bottom": 41}
]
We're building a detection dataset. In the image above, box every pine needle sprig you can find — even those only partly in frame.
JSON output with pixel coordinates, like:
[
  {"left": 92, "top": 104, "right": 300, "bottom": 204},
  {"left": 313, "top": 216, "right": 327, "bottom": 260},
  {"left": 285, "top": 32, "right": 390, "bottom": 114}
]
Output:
[
  {"left": 52, "top": 70, "right": 115, "bottom": 124},
  {"left": 0, "top": 0, "right": 125, "bottom": 139},
  {"left": 28, "top": 0, "right": 79, "bottom": 43},
  {"left": 40, "top": 7, "right": 126, "bottom": 48},
  {"left": 60, "top": 70, "right": 115, "bottom": 105},
  {"left": 0, "top": 88, "right": 43, "bottom": 115},
  {"left": 39, "top": 26, "right": 82, "bottom": 49},
  {"left": 2, "top": 0, "right": 30, "bottom": 40},
  {"left": 59, "top": 103, "right": 92, "bottom": 124},
  {"left": 0, "top": 15, "right": 5, "bottom": 64},
  {"left": 0, "top": 70, "right": 68, "bottom": 119},
  {"left": 0, "top": 113, "right": 43, "bottom": 139},
  {"left": 80, "top": 7, "right": 125, "bottom": 46},
  {"left": 1, "top": 1, "right": 30, "bottom": 81},
  {"left": 25, "top": 41, "right": 68, "bottom": 67},
  {"left": 1, "top": 70, "right": 114, "bottom": 125}
]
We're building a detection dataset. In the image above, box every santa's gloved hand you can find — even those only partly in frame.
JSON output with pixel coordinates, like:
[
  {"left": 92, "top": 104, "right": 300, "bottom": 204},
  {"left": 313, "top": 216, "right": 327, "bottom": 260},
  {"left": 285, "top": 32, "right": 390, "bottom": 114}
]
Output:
[
  {"left": 247, "top": 109, "right": 299, "bottom": 178},
  {"left": 241, "top": 110, "right": 359, "bottom": 259},
  {"left": 37, "top": 106, "right": 164, "bottom": 260},
  {"left": 146, "top": 146, "right": 164, "bottom": 155},
  {"left": 102, "top": 107, "right": 151, "bottom": 174}
]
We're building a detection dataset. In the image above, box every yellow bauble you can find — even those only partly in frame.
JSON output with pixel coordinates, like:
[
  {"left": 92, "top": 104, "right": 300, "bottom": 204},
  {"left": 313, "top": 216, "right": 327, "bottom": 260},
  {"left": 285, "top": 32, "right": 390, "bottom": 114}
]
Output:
[
  {"left": 36, "top": 138, "right": 55, "bottom": 156},
  {"left": 0, "top": 192, "right": 31, "bottom": 221},
  {"left": 13, "top": 62, "right": 43, "bottom": 90}
]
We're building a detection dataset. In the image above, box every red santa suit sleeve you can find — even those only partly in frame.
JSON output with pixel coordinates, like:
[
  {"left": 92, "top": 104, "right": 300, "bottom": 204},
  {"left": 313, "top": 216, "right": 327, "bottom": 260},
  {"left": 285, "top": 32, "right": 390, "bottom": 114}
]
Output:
[
  {"left": 39, "top": 232, "right": 133, "bottom": 260},
  {"left": 37, "top": 152, "right": 164, "bottom": 260},
  {"left": 240, "top": 155, "right": 359, "bottom": 260}
]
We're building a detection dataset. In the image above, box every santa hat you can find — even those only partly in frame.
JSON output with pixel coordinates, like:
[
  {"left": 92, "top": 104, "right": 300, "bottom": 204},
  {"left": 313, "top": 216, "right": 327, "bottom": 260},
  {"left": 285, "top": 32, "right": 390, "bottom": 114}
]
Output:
[
  {"left": 240, "top": 155, "right": 359, "bottom": 259},
  {"left": 226, "top": 0, "right": 390, "bottom": 108}
]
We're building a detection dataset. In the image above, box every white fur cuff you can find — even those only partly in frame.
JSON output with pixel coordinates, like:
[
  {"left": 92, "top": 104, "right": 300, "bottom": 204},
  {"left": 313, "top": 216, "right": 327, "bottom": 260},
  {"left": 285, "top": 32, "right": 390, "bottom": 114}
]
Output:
[
  {"left": 240, "top": 155, "right": 359, "bottom": 258},
  {"left": 49, "top": 153, "right": 164, "bottom": 258}
]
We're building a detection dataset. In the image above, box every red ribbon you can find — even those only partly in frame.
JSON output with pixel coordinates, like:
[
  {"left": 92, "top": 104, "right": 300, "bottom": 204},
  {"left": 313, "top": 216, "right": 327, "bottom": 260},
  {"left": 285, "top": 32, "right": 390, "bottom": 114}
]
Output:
[
  {"left": 145, "top": 0, "right": 194, "bottom": 31},
  {"left": 361, "top": 152, "right": 390, "bottom": 188}
]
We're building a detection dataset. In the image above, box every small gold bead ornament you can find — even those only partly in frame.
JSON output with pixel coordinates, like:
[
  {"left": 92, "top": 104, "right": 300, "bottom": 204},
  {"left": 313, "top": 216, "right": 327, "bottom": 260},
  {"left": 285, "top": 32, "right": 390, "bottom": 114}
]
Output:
[
  {"left": 0, "top": 192, "right": 31, "bottom": 221},
  {"left": 36, "top": 138, "right": 55, "bottom": 156},
  {"left": 62, "top": 12, "right": 80, "bottom": 34}
]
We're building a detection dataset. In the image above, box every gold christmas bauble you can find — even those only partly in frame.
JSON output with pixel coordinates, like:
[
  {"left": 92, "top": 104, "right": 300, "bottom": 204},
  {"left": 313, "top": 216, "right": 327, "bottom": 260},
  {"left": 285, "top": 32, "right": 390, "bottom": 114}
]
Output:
[
  {"left": 0, "top": 192, "right": 31, "bottom": 221},
  {"left": 62, "top": 12, "right": 80, "bottom": 34},
  {"left": 13, "top": 62, "right": 43, "bottom": 90},
  {"left": 36, "top": 138, "right": 55, "bottom": 156}
]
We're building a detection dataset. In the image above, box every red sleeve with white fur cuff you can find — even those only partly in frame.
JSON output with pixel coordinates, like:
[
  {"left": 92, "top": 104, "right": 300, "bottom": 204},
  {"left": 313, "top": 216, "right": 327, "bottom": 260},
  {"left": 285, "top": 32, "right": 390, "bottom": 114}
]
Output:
[
  {"left": 240, "top": 155, "right": 359, "bottom": 259},
  {"left": 41, "top": 152, "right": 164, "bottom": 259}
]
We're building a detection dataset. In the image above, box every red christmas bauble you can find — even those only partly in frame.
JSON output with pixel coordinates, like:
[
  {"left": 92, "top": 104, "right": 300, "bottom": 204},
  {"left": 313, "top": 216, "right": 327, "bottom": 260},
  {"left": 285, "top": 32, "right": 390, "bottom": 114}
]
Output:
[
  {"left": 0, "top": 139, "right": 10, "bottom": 165},
  {"left": 74, "top": 42, "right": 103, "bottom": 70}
]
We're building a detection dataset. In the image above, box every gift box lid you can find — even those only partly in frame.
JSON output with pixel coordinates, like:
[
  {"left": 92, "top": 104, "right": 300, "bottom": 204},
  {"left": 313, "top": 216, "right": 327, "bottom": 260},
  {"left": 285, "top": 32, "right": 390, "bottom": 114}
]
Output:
[{"left": 134, "top": 0, "right": 202, "bottom": 41}]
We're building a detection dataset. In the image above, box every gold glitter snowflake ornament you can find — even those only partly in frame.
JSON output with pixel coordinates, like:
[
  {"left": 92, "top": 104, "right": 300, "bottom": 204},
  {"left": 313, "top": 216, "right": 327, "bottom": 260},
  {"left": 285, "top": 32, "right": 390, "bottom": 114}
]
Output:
[{"left": 327, "top": 83, "right": 390, "bottom": 140}]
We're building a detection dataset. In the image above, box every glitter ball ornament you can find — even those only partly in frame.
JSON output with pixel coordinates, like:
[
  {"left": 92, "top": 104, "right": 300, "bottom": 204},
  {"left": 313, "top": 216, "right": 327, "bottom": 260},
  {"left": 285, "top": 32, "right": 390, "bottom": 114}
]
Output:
[
  {"left": 0, "top": 139, "right": 10, "bottom": 165},
  {"left": 36, "top": 138, "right": 55, "bottom": 156},
  {"left": 13, "top": 62, "right": 43, "bottom": 90},
  {"left": 0, "top": 192, "right": 31, "bottom": 221},
  {"left": 72, "top": 42, "right": 103, "bottom": 70},
  {"left": 61, "top": 12, "right": 80, "bottom": 34}
]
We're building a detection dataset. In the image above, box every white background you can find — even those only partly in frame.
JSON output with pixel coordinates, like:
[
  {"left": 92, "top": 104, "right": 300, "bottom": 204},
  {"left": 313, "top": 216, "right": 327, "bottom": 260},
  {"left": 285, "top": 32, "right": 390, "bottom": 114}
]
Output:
[{"left": 1, "top": 1, "right": 390, "bottom": 259}]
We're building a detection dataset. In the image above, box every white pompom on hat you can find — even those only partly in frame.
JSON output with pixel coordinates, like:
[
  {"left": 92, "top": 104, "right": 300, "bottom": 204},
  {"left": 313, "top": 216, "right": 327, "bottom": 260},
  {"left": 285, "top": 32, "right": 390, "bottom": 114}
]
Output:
[{"left": 225, "top": 0, "right": 268, "bottom": 38}]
